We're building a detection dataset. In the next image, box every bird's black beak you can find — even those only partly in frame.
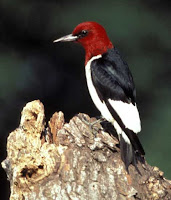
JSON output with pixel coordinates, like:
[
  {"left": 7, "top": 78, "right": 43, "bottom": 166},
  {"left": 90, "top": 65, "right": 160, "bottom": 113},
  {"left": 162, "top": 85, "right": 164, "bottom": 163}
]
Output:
[{"left": 53, "top": 34, "right": 78, "bottom": 43}]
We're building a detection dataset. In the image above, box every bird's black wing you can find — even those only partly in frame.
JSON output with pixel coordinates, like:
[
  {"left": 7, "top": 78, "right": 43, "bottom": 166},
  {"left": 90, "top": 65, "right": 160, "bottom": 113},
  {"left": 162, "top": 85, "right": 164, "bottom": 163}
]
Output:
[{"left": 91, "top": 47, "right": 136, "bottom": 105}]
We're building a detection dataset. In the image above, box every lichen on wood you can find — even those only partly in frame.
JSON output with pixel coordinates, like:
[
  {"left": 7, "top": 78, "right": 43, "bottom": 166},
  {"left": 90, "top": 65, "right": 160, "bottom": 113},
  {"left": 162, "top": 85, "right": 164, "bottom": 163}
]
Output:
[{"left": 1, "top": 100, "right": 171, "bottom": 200}]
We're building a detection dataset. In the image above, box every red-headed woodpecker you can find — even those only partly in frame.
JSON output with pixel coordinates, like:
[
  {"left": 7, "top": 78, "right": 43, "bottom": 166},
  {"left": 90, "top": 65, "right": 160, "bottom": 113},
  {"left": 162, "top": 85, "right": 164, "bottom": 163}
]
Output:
[{"left": 54, "top": 22, "right": 145, "bottom": 170}]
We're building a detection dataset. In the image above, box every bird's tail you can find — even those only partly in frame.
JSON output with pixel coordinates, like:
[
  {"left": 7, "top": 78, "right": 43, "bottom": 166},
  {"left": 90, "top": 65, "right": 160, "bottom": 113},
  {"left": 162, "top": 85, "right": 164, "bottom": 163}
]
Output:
[
  {"left": 119, "top": 130, "right": 145, "bottom": 173},
  {"left": 104, "top": 100, "right": 145, "bottom": 171}
]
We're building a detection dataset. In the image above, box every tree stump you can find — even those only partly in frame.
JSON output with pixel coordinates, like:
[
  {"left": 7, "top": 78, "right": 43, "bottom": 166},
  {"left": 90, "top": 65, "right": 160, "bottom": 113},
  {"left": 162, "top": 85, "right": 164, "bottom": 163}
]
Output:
[{"left": 1, "top": 100, "right": 171, "bottom": 200}]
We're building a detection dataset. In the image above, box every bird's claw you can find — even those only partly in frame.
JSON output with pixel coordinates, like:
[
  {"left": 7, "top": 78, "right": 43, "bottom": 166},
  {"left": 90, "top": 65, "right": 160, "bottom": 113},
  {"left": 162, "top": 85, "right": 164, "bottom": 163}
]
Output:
[{"left": 81, "top": 116, "right": 105, "bottom": 136}]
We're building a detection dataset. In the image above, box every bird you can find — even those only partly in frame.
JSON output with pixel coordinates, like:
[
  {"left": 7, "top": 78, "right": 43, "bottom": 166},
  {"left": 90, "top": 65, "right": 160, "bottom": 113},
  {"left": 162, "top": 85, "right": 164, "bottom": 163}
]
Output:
[{"left": 53, "top": 21, "right": 145, "bottom": 171}]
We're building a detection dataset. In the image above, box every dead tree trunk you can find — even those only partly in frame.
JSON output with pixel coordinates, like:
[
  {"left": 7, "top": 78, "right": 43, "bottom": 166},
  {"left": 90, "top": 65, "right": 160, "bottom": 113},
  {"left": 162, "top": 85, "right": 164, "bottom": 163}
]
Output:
[{"left": 1, "top": 100, "right": 171, "bottom": 200}]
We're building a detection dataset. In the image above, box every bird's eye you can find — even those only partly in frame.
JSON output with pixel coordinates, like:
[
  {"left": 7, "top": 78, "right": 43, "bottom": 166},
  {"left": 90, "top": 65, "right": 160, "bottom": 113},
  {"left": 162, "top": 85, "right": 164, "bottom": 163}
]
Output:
[
  {"left": 81, "top": 30, "right": 88, "bottom": 35},
  {"left": 78, "top": 30, "right": 88, "bottom": 38}
]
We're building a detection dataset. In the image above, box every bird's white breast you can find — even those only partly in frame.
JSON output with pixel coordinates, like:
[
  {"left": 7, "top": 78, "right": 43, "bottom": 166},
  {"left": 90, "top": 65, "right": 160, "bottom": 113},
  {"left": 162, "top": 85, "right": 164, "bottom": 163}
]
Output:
[{"left": 85, "top": 55, "right": 114, "bottom": 123}]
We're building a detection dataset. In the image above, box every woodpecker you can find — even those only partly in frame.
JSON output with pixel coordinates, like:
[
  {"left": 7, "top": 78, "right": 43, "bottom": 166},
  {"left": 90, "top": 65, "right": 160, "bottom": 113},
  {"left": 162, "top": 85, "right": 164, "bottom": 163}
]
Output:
[{"left": 54, "top": 22, "right": 145, "bottom": 170}]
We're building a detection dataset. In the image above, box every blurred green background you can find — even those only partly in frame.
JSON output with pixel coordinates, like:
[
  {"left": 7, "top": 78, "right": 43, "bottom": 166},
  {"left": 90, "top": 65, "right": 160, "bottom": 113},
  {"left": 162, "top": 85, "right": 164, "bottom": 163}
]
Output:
[{"left": 0, "top": 0, "right": 170, "bottom": 199}]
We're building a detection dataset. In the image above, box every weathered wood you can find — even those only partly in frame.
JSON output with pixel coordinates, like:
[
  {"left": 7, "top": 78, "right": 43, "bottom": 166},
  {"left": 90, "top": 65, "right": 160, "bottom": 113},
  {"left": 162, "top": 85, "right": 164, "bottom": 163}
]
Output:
[{"left": 1, "top": 100, "right": 171, "bottom": 200}]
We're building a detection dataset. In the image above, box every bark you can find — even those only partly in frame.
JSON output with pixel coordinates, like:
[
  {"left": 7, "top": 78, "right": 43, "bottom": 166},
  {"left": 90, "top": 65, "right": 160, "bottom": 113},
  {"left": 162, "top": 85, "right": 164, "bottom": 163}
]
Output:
[{"left": 1, "top": 100, "right": 171, "bottom": 200}]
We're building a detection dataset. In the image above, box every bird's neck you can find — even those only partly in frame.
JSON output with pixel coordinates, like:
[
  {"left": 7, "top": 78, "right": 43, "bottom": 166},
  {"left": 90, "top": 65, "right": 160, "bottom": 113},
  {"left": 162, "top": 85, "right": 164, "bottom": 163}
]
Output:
[{"left": 85, "top": 41, "right": 113, "bottom": 65}]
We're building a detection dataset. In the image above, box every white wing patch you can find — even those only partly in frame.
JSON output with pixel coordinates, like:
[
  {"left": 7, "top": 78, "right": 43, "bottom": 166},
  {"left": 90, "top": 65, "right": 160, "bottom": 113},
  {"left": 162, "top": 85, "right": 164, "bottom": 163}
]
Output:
[{"left": 108, "top": 99, "right": 141, "bottom": 133}]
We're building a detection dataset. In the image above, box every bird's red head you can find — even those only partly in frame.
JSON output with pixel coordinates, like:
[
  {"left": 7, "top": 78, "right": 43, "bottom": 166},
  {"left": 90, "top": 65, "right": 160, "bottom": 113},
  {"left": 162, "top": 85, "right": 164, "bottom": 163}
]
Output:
[{"left": 54, "top": 22, "right": 113, "bottom": 64}]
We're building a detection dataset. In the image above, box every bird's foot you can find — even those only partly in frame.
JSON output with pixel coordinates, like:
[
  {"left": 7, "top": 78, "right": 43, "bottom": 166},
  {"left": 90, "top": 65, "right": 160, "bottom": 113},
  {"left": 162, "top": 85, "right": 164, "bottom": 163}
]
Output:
[{"left": 81, "top": 116, "right": 105, "bottom": 136}]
